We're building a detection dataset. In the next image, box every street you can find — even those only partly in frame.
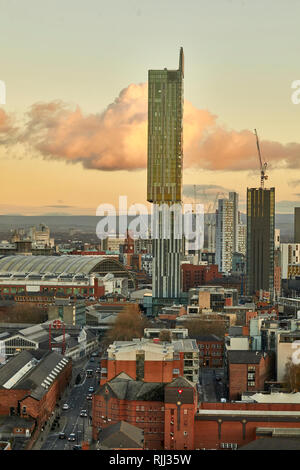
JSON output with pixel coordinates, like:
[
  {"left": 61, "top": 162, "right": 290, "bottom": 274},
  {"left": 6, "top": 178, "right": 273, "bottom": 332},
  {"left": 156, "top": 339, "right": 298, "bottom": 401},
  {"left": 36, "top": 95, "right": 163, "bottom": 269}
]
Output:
[
  {"left": 39, "top": 355, "right": 100, "bottom": 450},
  {"left": 198, "top": 368, "right": 227, "bottom": 403}
]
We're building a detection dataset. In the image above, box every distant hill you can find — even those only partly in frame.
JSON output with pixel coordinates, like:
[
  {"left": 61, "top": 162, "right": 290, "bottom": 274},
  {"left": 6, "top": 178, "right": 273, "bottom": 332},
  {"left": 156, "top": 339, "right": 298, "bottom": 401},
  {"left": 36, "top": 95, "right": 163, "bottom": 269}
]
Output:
[{"left": 0, "top": 213, "right": 294, "bottom": 241}]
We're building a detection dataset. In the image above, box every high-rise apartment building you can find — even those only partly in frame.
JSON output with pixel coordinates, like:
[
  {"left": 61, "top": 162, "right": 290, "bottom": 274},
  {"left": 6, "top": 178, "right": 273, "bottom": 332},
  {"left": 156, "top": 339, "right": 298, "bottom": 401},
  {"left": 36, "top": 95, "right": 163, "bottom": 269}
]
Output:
[
  {"left": 147, "top": 49, "right": 184, "bottom": 303},
  {"left": 294, "top": 207, "right": 300, "bottom": 243},
  {"left": 246, "top": 187, "right": 275, "bottom": 297},
  {"left": 215, "top": 192, "right": 239, "bottom": 273},
  {"left": 238, "top": 218, "right": 247, "bottom": 256},
  {"left": 147, "top": 48, "right": 184, "bottom": 204},
  {"left": 207, "top": 220, "right": 216, "bottom": 252}
]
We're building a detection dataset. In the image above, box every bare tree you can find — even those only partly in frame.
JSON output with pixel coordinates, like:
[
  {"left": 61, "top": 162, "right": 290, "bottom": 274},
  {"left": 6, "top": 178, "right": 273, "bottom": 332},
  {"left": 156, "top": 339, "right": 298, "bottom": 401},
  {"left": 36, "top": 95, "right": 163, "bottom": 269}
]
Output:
[
  {"left": 159, "top": 329, "right": 172, "bottom": 342},
  {"left": 284, "top": 357, "right": 300, "bottom": 392},
  {"left": 103, "top": 305, "right": 150, "bottom": 346},
  {"left": 0, "top": 303, "right": 48, "bottom": 324},
  {"left": 185, "top": 319, "right": 226, "bottom": 339}
]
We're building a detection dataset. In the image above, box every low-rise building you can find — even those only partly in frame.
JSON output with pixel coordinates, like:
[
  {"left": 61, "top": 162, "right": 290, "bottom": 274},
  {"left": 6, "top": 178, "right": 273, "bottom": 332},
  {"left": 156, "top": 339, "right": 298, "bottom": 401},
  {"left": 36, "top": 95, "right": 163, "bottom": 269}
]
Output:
[
  {"left": 227, "top": 350, "right": 272, "bottom": 400},
  {"left": 0, "top": 350, "right": 72, "bottom": 429}
]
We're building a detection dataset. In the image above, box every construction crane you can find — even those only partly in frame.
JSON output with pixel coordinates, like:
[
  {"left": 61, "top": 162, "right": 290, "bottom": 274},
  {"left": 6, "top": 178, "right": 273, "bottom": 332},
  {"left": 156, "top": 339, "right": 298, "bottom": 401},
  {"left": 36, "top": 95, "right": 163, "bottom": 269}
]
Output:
[{"left": 254, "top": 129, "right": 268, "bottom": 188}]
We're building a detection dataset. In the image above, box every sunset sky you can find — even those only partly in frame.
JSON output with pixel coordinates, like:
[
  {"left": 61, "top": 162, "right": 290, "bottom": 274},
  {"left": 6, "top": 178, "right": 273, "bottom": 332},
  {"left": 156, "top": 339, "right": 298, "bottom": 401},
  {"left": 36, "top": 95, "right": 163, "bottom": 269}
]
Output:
[{"left": 1, "top": 0, "right": 300, "bottom": 215}]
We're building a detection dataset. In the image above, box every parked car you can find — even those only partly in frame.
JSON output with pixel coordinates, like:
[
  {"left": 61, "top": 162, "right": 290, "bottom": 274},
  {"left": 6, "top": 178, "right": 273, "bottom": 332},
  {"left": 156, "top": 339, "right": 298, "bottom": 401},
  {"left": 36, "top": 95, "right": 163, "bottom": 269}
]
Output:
[
  {"left": 59, "top": 432, "right": 66, "bottom": 439},
  {"left": 68, "top": 433, "right": 76, "bottom": 442},
  {"left": 80, "top": 410, "right": 88, "bottom": 417},
  {"left": 73, "top": 445, "right": 82, "bottom": 450},
  {"left": 88, "top": 387, "right": 94, "bottom": 393},
  {"left": 86, "top": 394, "right": 93, "bottom": 401},
  {"left": 62, "top": 403, "right": 69, "bottom": 410}
]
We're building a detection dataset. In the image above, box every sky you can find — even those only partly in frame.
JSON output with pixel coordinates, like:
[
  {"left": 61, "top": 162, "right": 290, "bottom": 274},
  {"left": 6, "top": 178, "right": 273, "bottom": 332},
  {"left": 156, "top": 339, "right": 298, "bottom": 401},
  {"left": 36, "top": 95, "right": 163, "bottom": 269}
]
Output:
[{"left": 1, "top": 0, "right": 300, "bottom": 215}]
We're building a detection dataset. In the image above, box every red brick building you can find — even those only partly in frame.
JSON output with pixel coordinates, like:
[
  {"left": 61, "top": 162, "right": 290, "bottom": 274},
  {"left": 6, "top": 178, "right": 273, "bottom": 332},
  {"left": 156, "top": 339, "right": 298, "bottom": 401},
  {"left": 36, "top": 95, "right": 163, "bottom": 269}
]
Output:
[
  {"left": 100, "top": 338, "right": 199, "bottom": 386},
  {"left": 181, "top": 264, "right": 222, "bottom": 292},
  {"left": 0, "top": 350, "right": 72, "bottom": 429},
  {"left": 93, "top": 373, "right": 197, "bottom": 450},
  {"left": 194, "top": 335, "right": 224, "bottom": 368},
  {"left": 94, "top": 340, "right": 300, "bottom": 450},
  {"left": 195, "top": 401, "right": 300, "bottom": 450},
  {"left": 227, "top": 350, "right": 273, "bottom": 400}
]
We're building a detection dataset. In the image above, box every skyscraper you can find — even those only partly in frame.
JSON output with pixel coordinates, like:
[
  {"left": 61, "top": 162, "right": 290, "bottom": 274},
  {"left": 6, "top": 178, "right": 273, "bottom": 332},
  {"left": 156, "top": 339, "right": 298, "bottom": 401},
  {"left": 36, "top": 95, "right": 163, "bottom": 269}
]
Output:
[
  {"left": 215, "top": 192, "right": 239, "bottom": 273},
  {"left": 294, "top": 207, "right": 300, "bottom": 243},
  {"left": 147, "top": 48, "right": 184, "bottom": 303},
  {"left": 246, "top": 187, "right": 275, "bottom": 297}
]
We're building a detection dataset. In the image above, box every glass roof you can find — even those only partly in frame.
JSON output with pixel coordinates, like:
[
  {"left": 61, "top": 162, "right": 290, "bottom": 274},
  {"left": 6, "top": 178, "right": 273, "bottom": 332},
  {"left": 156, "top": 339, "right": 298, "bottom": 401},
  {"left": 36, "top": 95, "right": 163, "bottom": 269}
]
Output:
[{"left": 0, "top": 255, "right": 107, "bottom": 275}]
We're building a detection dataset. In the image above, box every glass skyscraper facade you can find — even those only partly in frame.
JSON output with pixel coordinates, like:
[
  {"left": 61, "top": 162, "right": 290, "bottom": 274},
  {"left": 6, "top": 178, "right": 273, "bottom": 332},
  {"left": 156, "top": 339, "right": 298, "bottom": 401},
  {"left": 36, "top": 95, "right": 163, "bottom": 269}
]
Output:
[
  {"left": 246, "top": 187, "right": 275, "bottom": 298},
  {"left": 147, "top": 48, "right": 184, "bottom": 204},
  {"left": 147, "top": 49, "right": 184, "bottom": 303}
]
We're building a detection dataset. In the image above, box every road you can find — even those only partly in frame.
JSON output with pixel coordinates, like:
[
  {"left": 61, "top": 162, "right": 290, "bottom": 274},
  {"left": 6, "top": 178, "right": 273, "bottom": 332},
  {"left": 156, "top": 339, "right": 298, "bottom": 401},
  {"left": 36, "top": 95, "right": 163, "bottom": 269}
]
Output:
[
  {"left": 198, "top": 368, "right": 227, "bottom": 402},
  {"left": 39, "top": 355, "right": 100, "bottom": 450}
]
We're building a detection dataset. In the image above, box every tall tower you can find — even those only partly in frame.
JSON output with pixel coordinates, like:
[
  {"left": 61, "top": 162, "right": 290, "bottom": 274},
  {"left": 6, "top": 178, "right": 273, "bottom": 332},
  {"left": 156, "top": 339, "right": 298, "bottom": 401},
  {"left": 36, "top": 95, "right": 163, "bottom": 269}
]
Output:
[
  {"left": 246, "top": 187, "right": 275, "bottom": 298},
  {"left": 147, "top": 48, "right": 184, "bottom": 306},
  {"left": 294, "top": 207, "right": 300, "bottom": 243},
  {"left": 215, "top": 192, "right": 239, "bottom": 273}
]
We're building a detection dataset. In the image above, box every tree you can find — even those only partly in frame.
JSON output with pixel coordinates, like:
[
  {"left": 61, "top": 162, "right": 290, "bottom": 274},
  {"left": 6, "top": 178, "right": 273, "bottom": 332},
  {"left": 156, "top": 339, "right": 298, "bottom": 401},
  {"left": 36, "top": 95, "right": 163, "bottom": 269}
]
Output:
[
  {"left": 159, "top": 329, "right": 172, "bottom": 342},
  {"left": 103, "top": 305, "right": 150, "bottom": 346},
  {"left": 0, "top": 303, "right": 48, "bottom": 324},
  {"left": 283, "top": 357, "right": 300, "bottom": 392},
  {"left": 185, "top": 319, "right": 226, "bottom": 339}
]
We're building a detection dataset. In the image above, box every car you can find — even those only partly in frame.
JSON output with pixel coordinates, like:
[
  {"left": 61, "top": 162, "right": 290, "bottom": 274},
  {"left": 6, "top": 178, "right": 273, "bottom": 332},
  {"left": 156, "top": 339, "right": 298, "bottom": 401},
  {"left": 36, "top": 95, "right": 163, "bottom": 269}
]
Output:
[
  {"left": 90, "top": 357, "right": 95, "bottom": 362},
  {"left": 62, "top": 404, "right": 69, "bottom": 410},
  {"left": 92, "top": 352, "right": 98, "bottom": 357},
  {"left": 86, "top": 394, "right": 93, "bottom": 401},
  {"left": 80, "top": 410, "right": 88, "bottom": 417},
  {"left": 88, "top": 387, "right": 94, "bottom": 393},
  {"left": 72, "top": 445, "right": 82, "bottom": 450},
  {"left": 59, "top": 432, "right": 66, "bottom": 439},
  {"left": 68, "top": 433, "right": 76, "bottom": 442}
]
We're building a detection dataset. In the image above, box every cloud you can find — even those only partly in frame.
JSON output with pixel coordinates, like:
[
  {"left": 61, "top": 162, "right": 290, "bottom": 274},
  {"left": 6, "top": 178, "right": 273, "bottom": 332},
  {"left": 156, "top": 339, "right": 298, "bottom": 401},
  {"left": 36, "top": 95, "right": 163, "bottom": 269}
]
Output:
[
  {"left": 2, "top": 83, "right": 300, "bottom": 172},
  {"left": 0, "top": 108, "right": 18, "bottom": 144},
  {"left": 22, "top": 85, "right": 148, "bottom": 171},
  {"left": 183, "top": 184, "right": 234, "bottom": 198},
  {"left": 183, "top": 184, "right": 236, "bottom": 213}
]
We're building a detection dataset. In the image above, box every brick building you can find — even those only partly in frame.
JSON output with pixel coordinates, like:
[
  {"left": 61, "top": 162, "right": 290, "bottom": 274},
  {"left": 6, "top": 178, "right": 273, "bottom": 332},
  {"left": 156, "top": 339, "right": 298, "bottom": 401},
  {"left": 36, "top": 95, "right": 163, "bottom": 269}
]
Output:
[
  {"left": 227, "top": 350, "right": 273, "bottom": 400},
  {"left": 181, "top": 264, "right": 222, "bottom": 292},
  {"left": 93, "top": 339, "right": 300, "bottom": 450},
  {"left": 97, "top": 420, "right": 144, "bottom": 450},
  {"left": 100, "top": 338, "right": 199, "bottom": 385},
  {"left": 0, "top": 350, "right": 71, "bottom": 429},
  {"left": 92, "top": 373, "right": 197, "bottom": 450},
  {"left": 194, "top": 335, "right": 224, "bottom": 368},
  {"left": 195, "top": 401, "right": 300, "bottom": 450},
  {"left": 0, "top": 255, "right": 136, "bottom": 301}
]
